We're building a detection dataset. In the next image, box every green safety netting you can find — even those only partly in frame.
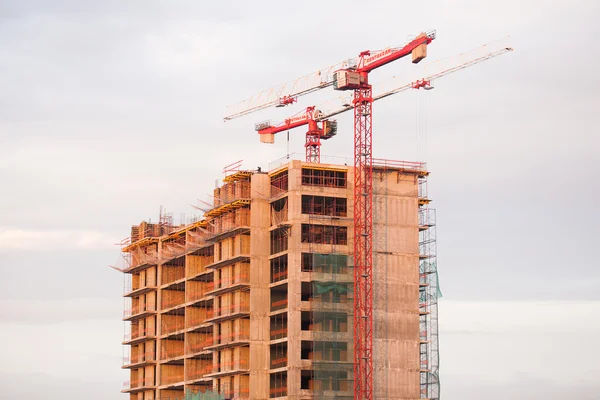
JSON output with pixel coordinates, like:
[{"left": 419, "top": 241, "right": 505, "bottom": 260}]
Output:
[
  {"left": 184, "top": 390, "right": 224, "bottom": 400},
  {"left": 436, "top": 270, "right": 443, "bottom": 298},
  {"left": 421, "top": 261, "right": 443, "bottom": 299},
  {"left": 310, "top": 252, "right": 353, "bottom": 399},
  {"left": 429, "top": 261, "right": 443, "bottom": 298},
  {"left": 312, "top": 253, "right": 348, "bottom": 266},
  {"left": 313, "top": 282, "right": 351, "bottom": 295}
]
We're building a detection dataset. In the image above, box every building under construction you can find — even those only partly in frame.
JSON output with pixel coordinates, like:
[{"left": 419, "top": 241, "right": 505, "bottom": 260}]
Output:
[
  {"left": 116, "top": 28, "right": 516, "bottom": 400},
  {"left": 120, "top": 157, "right": 440, "bottom": 400}
]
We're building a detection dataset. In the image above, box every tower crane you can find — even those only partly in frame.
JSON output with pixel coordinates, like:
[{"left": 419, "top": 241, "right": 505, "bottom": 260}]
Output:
[
  {"left": 253, "top": 44, "right": 513, "bottom": 163},
  {"left": 225, "top": 32, "right": 511, "bottom": 400},
  {"left": 337, "top": 35, "right": 436, "bottom": 400},
  {"left": 254, "top": 106, "right": 338, "bottom": 163}
]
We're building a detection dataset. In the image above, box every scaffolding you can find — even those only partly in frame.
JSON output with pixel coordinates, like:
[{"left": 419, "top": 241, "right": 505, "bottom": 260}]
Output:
[{"left": 418, "top": 174, "right": 440, "bottom": 400}]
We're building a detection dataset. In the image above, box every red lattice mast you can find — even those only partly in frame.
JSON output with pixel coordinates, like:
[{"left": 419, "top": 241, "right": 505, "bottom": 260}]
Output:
[
  {"left": 353, "top": 83, "right": 374, "bottom": 399},
  {"left": 344, "top": 33, "right": 435, "bottom": 400}
]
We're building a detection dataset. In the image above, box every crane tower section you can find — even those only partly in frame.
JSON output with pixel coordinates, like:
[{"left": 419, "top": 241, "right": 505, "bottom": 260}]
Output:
[{"left": 346, "top": 30, "right": 435, "bottom": 400}]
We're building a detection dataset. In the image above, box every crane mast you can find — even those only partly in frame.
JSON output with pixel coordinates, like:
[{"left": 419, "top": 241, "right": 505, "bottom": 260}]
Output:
[
  {"left": 332, "top": 31, "right": 436, "bottom": 400},
  {"left": 351, "top": 83, "right": 374, "bottom": 400}
]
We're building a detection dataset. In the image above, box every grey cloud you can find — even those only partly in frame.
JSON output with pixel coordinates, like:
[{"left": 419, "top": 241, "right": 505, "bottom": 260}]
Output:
[
  {"left": 0, "top": 249, "right": 123, "bottom": 301},
  {"left": 0, "top": 372, "right": 121, "bottom": 399},
  {"left": 0, "top": 298, "right": 121, "bottom": 324},
  {"left": 442, "top": 374, "right": 600, "bottom": 400}
]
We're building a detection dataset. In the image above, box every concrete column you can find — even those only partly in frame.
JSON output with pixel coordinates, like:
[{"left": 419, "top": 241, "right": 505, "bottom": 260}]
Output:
[{"left": 249, "top": 172, "right": 271, "bottom": 400}]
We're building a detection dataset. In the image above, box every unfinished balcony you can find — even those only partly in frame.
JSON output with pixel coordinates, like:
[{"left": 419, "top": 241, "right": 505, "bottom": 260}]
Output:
[
  {"left": 161, "top": 285, "right": 186, "bottom": 313},
  {"left": 300, "top": 370, "right": 352, "bottom": 398},
  {"left": 270, "top": 196, "right": 289, "bottom": 227},
  {"left": 123, "top": 301, "right": 157, "bottom": 322},
  {"left": 161, "top": 336, "right": 185, "bottom": 363},
  {"left": 186, "top": 332, "right": 214, "bottom": 356},
  {"left": 207, "top": 262, "right": 250, "bottom": 296},
  {"left": 186, "top": 304, "right": 213, "bottom": 331},
  {"left": 300, "top": 252, "right": 352, "bottom": 285},
  {"left": 269, "top": 371, "right": 287, "bottom": 399},
  {"left": 206, "top": 234, "right": 251, "bottom": 270},
  {"left": 205, "top": 207, "right": 251, "bottom": 242},
  {"left": 270, "top": 254, "right": 288, "bottom": 284},
  {"left": 123, "top": 322, "right": 156, "bottom": 345},
  {"left": 161, "top": 263, "right": 185, "bottom": 288},
  {"left": 122, "top": 347, "right": 156, "bottom": 369},
  {"left": 161, "top": 235, "right": 187, "bottom": 265},
  {"left": 301, "top": 340, "right": 350, "bottom": 365},
  {"left": 301, "top": 167, "right": 347, "bottom": 189},
  {"left": 301, "top": 311, "right": 351, "bottom": 342},
  {"left": 300, "top": 341, "right": 353, "bottom": 399},
  {"left": 185, "top": 215, "right": 211, "bottom": 241},
  {"left": 123, "top": 244, "right": 159, "bottom": 274},
  {"left": 186, "top": 248, "right": 214, "bottom": 280},
  {"left": 270, "top": 313, "right": 288, "bottom": 341},
  {"left": 301, "top": 194, "right": 348, "bottom": 218},
  {"left": 185, "top": 359, "right": 213, "bottom": 384},
  {"left": 123, "top": 271, "right": 157, "bottom": 298},
  {"left": 161, "top": 302, "right": 185, "bottom": 340},
  {"left": 300, "top": 223, "right": 349, "bottom": 253},
  {"left": 212, "top": 376, "right": 250, "bottom": 400},
  {"left": 270, "top": 226, "right": 288, "bottom": 256},
  {"left": 269, "top": 342, "right": 288, "bottom": 371},
  {"left": 159, "top": 364, "right": 184, "bottom": 390},
  {"left": 207, "top": 290, "right": 250, "bottom": 323},
  {"left": 270, "top": 284, "right": 288, "bottom": 314},
  {"left": 230, "top": 386, "right": 251, "bottom": 399},
  {"left": 186, "top": 280, "right": 212, "bottom": 304},
  {"left": 207, "top": 318, "right": 250, "bottom": 351},
  {"left": 270, "top": 168, "right": 288, "bottom": 199},
  {"left": 205, "top": 347, "right": 250, "bottom": 378},
  {"left": 122, "top": 372, "right": 155, "bottom": 394},
  {"left": 161, "top": 313, "right": 185, "bottom": 338},
  {"left": 300, "top": 281, "right": 353, "bottom": 313},
  {"left": 212, "top": 176, "right": 251, "bottom": 207}
]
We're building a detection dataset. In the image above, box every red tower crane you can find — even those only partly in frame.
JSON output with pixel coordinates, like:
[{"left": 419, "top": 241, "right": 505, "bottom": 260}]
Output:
[
  {"left": 331, "top": 31, "right": 436, "bottom": 400},
  {"left": 225, "top": 33, "right": 512, "bottom": 400},
  {"left": 254, "top": 106, "right": 337, "bottom": 163}
]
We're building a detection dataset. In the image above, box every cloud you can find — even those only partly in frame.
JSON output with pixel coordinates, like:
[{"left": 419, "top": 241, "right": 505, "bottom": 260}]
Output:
[
  {"left": 0, "top": 319, "right": 126, "bottom": 397},
  {"left": 438, "top": 300, "right": 600, "bottom": 391},
  {"left": 442, "top": 374, "right": 600, "bottom": 400},
  {"left": 0, "top": 228, "right": 119, "bottom": 251},
  {"left": 440, "top": 300, "right": 600, "bottom": 335},
  {"left": 0, "top": 372, "right": 123, "bottom": 400}
]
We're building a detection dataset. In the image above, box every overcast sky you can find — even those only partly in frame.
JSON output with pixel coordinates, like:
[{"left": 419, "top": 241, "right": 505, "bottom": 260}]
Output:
[{"left": 1, "top": 1, "right": 599, "bottom": 399}]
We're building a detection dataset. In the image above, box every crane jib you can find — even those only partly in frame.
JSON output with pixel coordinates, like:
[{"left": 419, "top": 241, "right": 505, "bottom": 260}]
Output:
[{"left": 360, "top": 36, "right": 431, "bottom": 71}]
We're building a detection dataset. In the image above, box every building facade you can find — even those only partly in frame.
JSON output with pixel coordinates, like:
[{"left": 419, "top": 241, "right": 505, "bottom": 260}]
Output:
[{"left": 121, "top": 159, "right": 439, "bottom": 400}]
